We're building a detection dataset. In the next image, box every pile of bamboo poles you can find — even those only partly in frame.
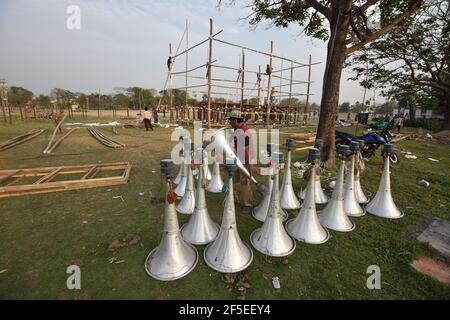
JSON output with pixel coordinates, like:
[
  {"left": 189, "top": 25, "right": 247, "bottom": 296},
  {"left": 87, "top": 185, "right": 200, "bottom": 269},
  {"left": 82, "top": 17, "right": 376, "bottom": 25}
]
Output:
[
  {"left": 43, "top": 128, "right": 76, "bottom": 154},
  {"left": 87, "top": 127, "right": 125, "bottom": 148},
  {"left": 0, "top": 129, "right": 46, "bottom": 152}
]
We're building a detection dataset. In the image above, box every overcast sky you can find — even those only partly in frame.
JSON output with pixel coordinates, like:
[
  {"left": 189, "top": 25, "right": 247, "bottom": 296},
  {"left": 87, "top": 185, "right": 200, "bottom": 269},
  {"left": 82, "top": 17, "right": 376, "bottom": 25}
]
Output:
[{"left": 0, "top": 0, "right": 383, "bottom": 104}]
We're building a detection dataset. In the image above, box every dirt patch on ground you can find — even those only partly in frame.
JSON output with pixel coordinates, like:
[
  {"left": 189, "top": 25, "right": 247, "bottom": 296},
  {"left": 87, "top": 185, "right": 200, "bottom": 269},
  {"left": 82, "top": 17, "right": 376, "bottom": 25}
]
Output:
[
  {"left": 402, "top": 214, "right": 434, "bottom": 242},
  {"left": 108, "top": 234, "right": 141, "bottom": 251},
  {"left": 411, "top": 257, "right": 450, "bottom": 285},
  {"left": 433, "top": 130, "right": 450, "bottom": 145}
]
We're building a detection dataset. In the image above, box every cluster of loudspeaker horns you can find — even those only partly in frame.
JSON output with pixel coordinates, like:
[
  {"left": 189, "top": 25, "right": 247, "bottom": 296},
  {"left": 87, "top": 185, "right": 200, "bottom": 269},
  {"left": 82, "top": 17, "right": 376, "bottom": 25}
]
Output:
[{"left": 145, "top": 135, "right": 403, "bottom": 281}]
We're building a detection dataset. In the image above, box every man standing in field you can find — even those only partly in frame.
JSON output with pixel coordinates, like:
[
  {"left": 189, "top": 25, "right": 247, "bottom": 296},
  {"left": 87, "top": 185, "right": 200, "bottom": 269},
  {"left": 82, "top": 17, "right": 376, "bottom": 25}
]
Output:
[
  {"left": 227, "top": 109, "right": 254, "bottom": 213},
  {"left": 143, "top": 107, "right": 153, "bottom": 131}
]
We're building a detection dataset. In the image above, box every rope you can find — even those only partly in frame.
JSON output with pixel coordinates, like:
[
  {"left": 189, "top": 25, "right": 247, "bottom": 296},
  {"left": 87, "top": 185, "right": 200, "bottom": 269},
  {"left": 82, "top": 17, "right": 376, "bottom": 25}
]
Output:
[{"left": 167, "top": 178, "right": 177, "bottom": 204}]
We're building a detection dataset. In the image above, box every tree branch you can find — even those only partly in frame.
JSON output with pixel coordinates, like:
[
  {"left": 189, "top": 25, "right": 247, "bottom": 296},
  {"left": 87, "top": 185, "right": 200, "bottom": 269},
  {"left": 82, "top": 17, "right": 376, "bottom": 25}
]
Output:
[
  {"left": 360, "top": 0, "right": 380, "bottom": 13},
  {"left": 345, "top": 1, "right": 421, "bottom": 55},
  {"left": 304, "top": 0, "right": 332, "bottom": 20}
]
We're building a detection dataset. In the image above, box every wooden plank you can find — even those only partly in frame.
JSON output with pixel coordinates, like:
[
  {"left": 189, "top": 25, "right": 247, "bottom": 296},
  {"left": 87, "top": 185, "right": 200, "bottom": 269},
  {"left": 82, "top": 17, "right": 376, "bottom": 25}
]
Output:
[
  {"left": 295, "top": 145, "right": 314, "bottom": 151},
  {"left": 392, "top": 134, "right": 411, "bottom": 143},
  {"left": 34, "top": 168, "right": 61, "bottom": 184},
  {"left": 81, "top": 165, "right": 97, "bottom": 180},
  {"left": 5, "top": 176, "right": 23, "bottom": 187},
  {"left": 0, "top": 170, "right": 21, "bottom": 184}
]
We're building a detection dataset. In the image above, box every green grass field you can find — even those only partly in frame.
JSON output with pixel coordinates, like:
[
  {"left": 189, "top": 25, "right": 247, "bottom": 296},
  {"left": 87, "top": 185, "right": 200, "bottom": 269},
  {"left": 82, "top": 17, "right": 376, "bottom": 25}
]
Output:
[{"left": 0, "top": 114, "right": 449, "bottom": 300}]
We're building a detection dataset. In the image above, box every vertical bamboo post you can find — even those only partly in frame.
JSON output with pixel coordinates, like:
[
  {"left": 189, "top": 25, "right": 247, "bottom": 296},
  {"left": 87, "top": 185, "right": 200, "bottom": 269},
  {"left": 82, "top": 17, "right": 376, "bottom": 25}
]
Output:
[
  {"left": 279, "top": 57, "right": 283, "bottom": 125},
  {"left": 257, "top": 65, "right": 261, "bottom": 107},
  {"left": 266, "top": 40, "right": 273, "bottom": 128},
  {"left": 206, "top": 18, "right": 213, "bottom": 129},
  {"left": 1, "top": 100, "right": 6, "bottom": 123},
  {"left": 168, "top": 44, "right": 174, "bottom": 124},
  {"left": 1, "top": 81, "right": 7, "bottom": 123},
  {"left": 8, "top": 101, "right": 12, "bottom": 124},
  {"left": 185, "top": 19, "right": 189, "bottom": 124},
  {"left": 240, "top": 49, "right": 245, "bottom": 112},
  {"left": 84, "top": 97, "right": 87, "bottom": 119},
  {"left": 33, "top": 105, "right": 37, "bottom": 120},
  {"left": 288, "top": 62, "right": 293, "bottom": 126},
  {"left": 303, "top": 54, "right": 312, "bottom": 126},
  {"left": 98, "top": 91, "right": 101, "bottom": 118}
]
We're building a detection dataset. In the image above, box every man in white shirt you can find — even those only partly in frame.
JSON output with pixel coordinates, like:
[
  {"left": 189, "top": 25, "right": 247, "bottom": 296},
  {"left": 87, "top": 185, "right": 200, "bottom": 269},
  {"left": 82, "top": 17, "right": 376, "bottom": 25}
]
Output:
[{"left": 143, "top": 107, "right": 153, "bottom": 131}]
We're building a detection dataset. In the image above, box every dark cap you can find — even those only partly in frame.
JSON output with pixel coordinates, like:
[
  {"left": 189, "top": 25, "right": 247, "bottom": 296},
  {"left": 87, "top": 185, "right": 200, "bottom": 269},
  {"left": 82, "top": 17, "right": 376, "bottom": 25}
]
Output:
[{"left": 160, "top": 159, "right": 174, "bottom": 174}]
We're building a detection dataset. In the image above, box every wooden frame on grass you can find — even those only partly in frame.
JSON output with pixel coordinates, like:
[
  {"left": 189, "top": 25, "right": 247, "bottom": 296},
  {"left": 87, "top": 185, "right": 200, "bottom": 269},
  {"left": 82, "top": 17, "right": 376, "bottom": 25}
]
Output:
[{"left": 0, "top": 162, "right": 131, "bottom": 198}]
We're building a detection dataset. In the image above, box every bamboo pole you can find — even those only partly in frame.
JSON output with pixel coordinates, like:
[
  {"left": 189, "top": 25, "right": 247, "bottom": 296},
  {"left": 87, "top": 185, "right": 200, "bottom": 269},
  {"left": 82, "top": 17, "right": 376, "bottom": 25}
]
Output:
[
  {"left": 185, "top": 19, "right": 189, "bottom": 123},
  {"left": 206, "top": 18, "right": 213, "bottom": 129},
  {"left": 241, "top": 49, "right": 245, "bottom": 111},
  {"left": 266, "top": 40, "right": 273, "bottom": 128},
  {"left": 304, "top": 55, "right": 312, "bottom": 126},
  {"left": 288, "top": 62, "right": 293, "bottom": 126},
  {"left": 213, "top": 38, "right": 306, "bottom": 66},
  {"left": 98, "top": 92, "right": 101, "bottom": 118},
  {"left": 43, "top": 113, "right": 67, "bottom": 154}
]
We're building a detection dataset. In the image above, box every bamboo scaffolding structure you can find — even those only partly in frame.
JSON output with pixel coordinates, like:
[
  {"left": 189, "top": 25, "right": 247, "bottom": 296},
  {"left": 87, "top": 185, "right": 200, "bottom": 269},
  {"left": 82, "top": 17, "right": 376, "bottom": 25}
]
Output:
[
  {"left": 171, "top": 30, "right": 223, "bottom": 60},
  {"left": 271, "top": 61, "right": 321, "bottom": 73},
  {"left": 213, "top": 38, "right": 307, "bottom": 66}
]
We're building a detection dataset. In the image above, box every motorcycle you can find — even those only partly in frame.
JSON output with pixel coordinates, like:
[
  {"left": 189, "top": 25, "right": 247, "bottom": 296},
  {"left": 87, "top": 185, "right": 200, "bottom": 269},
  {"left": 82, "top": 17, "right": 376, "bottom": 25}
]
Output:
[{"left": 335, "top": 127, "right": 400, "bottom": 167}]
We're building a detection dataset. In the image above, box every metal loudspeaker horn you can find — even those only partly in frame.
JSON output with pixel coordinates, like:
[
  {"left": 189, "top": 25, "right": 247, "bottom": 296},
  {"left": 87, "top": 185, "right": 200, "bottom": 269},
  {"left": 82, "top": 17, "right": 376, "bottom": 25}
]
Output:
[
  {"left": 174, "top": 138, "right": 191, "bottom": 197},
  {"left": 343, "top": 141, "right": 365, "bottom": 217},
  {"left": 176, "top": 142, "right": 195, "bottom": 214},
  {"left": 280, "top": 138, "right": 301, "bottom": 210},
  {"left": 206, "top": 156, "right": 224, "bottom": 193},
  {"left": 181, "top": 148, "right": 219, "bottom": 245},
  {"left": 365, "top": 144, "right": 404, "bottom": 219},
  {"left": 145, "top": 159, "right": 198, "bottom": 281},
  {"left": 204, "top": 158, "right": 253, "bottom": 273},
  {"left": 298, "top": 139, "right": 328, "bottom": 204},
  {"left": 252, "top": 144, "right": 287, "bottom": 222},
  {"left": 286, "top": 148, "right": 330, "bottom": 244},
  {"left": 173, "top": 135, "right": 186, "bottom": 185},
  {"left": 354, "top": 139, "right": 369, "bottom": 204},
  {"left": 319, "top": 145, "right": 355, "bottom": 232},
  {"left": 202, "top": 150, "right": 212, "bottom": 181},
  {"left": 251, "top": 152, "right": 296, "bottom": 257}
]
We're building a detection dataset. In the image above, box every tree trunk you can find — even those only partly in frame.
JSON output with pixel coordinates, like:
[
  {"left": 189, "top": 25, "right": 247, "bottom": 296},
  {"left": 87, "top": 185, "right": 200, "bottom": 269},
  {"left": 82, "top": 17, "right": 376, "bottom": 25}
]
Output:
[
  {"left": 408, "top": 101, "right": 415, "bottom": 120},
  {"left": 316, "top": 3, "right": 352, "bottom": 166},
  {"left": 440, "top": 91, "right": 450, "bottom": 130}
]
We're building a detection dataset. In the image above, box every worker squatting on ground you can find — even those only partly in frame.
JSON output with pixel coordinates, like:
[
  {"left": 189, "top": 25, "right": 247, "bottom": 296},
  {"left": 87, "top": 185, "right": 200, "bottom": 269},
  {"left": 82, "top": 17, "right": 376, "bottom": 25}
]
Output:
[{"left": 227, "top": 109, "right": 254, "bottom": 213}]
